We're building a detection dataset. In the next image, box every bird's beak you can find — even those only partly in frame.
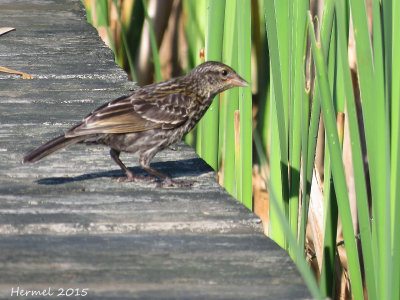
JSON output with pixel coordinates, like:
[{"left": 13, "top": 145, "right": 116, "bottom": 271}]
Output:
[{"left": 228, "top": 74, "right": 249, "bottom": 87}]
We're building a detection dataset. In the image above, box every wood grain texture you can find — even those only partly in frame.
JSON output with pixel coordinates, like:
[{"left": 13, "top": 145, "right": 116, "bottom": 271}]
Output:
[{"left": 0, "top": 0, "right": 311, "bottom": 299}]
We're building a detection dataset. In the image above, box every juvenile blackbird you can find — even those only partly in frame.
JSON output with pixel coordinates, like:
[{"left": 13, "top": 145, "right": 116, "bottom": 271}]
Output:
[{"left": 23, "top": 61, "right": 249, "bottom": 186}]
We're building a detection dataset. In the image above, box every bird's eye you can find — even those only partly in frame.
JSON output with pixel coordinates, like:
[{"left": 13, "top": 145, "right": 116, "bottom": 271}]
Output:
[{"left": 221, "top": 69, "right": 228, "bottom": 77}]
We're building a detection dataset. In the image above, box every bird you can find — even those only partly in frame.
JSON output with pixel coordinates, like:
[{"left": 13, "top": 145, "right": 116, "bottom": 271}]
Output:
[{"left": 23, "top": 61, "right": 249, "bottom": 187}]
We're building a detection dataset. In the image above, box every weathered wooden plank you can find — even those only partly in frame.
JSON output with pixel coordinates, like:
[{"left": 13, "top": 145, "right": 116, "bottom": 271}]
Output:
[{"left": 0, "top": 0, "right": 312, "bottom": 299}]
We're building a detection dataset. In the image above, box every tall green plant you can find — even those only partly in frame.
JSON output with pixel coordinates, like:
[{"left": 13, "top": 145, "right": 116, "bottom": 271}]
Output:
[
  {"left": 184, "top": 0, "right": 253, "bottom": 208},
  {"left": 308, "top": 12, "right": 364, "bottom": 299},
  {"left": 264, "top": 0, "right": 289, "bottom": 248},
  {"left": 200, "top": 0, "right": 225, "bottom": 170},
  {"left": 83, "top": 0, "right": 400, "bottom": 297},
  {"left": 220, "top": 0, "right": 239, "bottom": 197},
  {"left": 236, "top": 0, "right": 252, "bottom": 208},
  {"left": 264, "top": 0, "right": 400, "bottom": 298}
]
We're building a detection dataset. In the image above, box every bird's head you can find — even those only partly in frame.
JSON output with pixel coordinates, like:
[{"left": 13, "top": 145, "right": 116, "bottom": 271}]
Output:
[{"left": 187, "top": 61, "right": 249, "bottom": 98}]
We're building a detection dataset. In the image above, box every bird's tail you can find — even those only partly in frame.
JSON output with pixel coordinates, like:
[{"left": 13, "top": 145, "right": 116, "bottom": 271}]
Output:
[{"left": 23, "top": 135, "right": 87, "bottom": 164}]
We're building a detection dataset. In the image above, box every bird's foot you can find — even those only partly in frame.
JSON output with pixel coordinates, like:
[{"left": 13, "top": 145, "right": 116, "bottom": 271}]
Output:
[
  {"left": 156, "top": 177, "right": 194, "bottom": 188},
  {"left": 114, "top": 174, "right": 155, "bottom": 183}
]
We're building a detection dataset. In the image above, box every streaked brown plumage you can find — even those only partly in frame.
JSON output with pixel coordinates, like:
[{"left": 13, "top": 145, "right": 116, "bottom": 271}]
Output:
[{"left": 23, "top": 61, "right": 249, "bottom": 186}]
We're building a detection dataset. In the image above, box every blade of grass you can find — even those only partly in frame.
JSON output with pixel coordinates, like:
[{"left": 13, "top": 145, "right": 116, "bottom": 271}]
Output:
[
  {"left": 320, "top": 143, "right": 338, "bottom": 297},
  {"left": 221, "top": 0, "right": 239, "bottom": 197},
  {"left": 349, "top": 0, "right": 391, "bottom": 297},
  {"left": 374, "top": 2, "right": 393, "bottom": 298},
  {"left": 253, "top": 0, "right": 271, "bottom": 164},
  {"left": 268, "top": 95, "right": 286, "bottom": 247},
  {"left": 237, "top": 0, "right": 252, "bottom": 208},
  {"left": 392, "top": 0, "right": 400, "bottom": 232},
  {"left": 288, "top": 0, "right": 309, "bottom": 258},
  {"left": 335, "top": 1, "right": 377, "bottom": 298},
  {"left": 263, "top": 0, "right": 288, "bottom": 167},
  {"left": 255, "top": 0, "right": 271, "bottom": 169},
  {"left": 308, "top": 12, "right": 364, "bottom": 300},
  {"left": 183, "top": 0, "right": 206, "bottom": 73},
  {"left": 300, "top": 0, "right": 336, "bottom": 253},
  {"left": 392, "top": 93, "right": 400, "bottom": 300},
  {"left": 319, "top": 18, "right": 339, "bottom": 297},
  {"left": 264, "top": 0, "right": 289, "bottom": 249},
  {"left": 182, "top": 0, "right": 206, "bottom": 153},
  {"left": 200, "top": 0, "right": 225, "bottom": 170},
  {"left": 391, "top": 1, "right": 400, "bottom": 298},
  {"left": 234, "top": 110, "right": 241, "bottom": 201},
  {"left": 299, "top": 84, "right": 310, "bottom": 252}
]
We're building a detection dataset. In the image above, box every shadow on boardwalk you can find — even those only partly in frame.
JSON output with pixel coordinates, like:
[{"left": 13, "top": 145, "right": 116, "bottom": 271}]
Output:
[{"left": 37, "top": 158, "right": 212, "bottom": 185}]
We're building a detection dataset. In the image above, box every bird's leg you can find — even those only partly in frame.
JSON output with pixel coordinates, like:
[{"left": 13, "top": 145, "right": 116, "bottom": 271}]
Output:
[
  {"left": 139, "top": 153, "right": 193, "bottom": 188},
  {"left": 110, "top": 149, "right": 154, "bottom": 182}
]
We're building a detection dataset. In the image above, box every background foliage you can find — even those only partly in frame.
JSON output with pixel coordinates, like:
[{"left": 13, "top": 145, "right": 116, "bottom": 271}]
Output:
[{"left": 83, "top": 0, "right": 400, "bottom": 299}]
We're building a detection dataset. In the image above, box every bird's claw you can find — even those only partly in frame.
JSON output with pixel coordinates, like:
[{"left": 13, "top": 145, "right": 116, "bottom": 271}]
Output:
[
  {"left": 114, "top": 175, "right": 155, "bottom": 183},
  {"left": 113, "top": 174, "right": 192, "bottom": 187}
]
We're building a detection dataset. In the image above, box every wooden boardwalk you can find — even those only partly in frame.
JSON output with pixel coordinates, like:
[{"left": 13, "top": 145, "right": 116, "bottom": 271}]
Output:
[{"left": 0, "top": 0, "right": 311, "bottom": 299}]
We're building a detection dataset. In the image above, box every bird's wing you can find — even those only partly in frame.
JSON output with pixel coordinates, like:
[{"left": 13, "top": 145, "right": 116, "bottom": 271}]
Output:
[
  {"left": 132, "top": 92, "right": 195, "bottom": 129},
  {"left": 65, "top": 92, "right": 194, "bottom": 137}
]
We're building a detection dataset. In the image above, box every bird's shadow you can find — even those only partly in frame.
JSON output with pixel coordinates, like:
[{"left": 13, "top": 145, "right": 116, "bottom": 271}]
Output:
[{"left": 36, "top": 158, "right": 213, "bottom": 185}]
